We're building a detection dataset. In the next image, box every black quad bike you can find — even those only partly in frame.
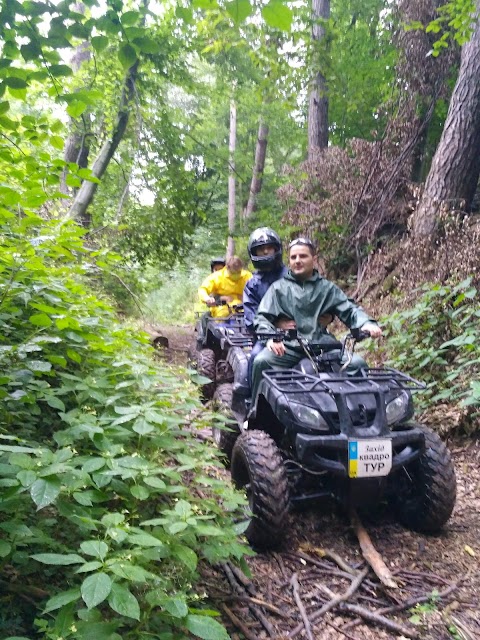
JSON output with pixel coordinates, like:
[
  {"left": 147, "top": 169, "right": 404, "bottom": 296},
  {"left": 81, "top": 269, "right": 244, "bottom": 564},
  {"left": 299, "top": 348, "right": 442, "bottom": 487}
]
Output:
[
  {"left": 194, "top": 301, "right": 253, "bottom": 406},
  {"left": 230, "top": 329, "right": 457, "bottom": 549}
]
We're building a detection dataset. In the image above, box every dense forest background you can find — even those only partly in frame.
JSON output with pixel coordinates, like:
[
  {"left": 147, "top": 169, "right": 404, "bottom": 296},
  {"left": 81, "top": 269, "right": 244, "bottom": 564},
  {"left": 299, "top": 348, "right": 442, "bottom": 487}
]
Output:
[{"left": 0, "top": 0, "right": 479, "bottom": 638}]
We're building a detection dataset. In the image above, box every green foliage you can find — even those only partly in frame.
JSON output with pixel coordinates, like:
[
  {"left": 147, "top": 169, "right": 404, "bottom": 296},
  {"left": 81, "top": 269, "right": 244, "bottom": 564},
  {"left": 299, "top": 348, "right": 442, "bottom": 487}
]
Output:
[
  {"left": 0, "top": 211, "right": 250, "bottom": 639},
  {"left": 382, "top": 278, "right": 480, "bottom": 422}
]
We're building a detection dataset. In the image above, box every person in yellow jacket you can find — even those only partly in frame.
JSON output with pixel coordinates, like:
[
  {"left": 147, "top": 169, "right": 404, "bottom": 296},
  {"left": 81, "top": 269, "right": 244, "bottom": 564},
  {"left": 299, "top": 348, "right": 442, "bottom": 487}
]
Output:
[{"left": 198, "top": 256, "right": 252, "bottom": 319}]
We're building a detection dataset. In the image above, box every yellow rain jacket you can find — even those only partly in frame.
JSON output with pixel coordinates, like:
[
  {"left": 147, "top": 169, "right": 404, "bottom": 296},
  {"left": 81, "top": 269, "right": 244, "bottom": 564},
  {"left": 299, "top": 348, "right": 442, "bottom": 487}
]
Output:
[{"left": 198, "top": 267, "right": 252, "bottom": 317}]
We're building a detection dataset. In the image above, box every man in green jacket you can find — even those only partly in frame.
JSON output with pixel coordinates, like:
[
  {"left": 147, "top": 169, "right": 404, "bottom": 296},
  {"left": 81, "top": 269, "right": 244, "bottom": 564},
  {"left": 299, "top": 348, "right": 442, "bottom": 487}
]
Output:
[{"left": 251, "top": 238, "right": 382, "bottom": 402}]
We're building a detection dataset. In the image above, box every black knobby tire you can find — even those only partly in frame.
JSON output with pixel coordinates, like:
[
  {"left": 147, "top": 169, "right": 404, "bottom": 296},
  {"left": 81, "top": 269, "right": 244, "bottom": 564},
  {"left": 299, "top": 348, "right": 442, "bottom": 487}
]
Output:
[
  {"left": 231, "top": 430, "right": 289, "bottom": 549},
  {"left": 393, "top": 423, "right": 456, "bottom": 532},
  {"left": 197, "top": 348, "right": 216, "bottom": 400},
  {"left": 212, "top": 383, "right": 239, "bottom": 462}
]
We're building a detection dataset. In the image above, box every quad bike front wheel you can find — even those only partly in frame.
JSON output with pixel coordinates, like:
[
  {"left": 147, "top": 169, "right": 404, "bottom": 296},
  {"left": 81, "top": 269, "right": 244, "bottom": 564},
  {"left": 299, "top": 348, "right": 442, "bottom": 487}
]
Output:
[
  {"left": 212, "top": 383, "right": 239, "bottom": 462},
  {"left": 231, "top": 430, "right": 289, "bottom": 549},
  {"left": 196, "top": 348, "right": 216, "bottom": 401},
  {"left": 393, "top": 423, "right": 456, "bottom": 532}
]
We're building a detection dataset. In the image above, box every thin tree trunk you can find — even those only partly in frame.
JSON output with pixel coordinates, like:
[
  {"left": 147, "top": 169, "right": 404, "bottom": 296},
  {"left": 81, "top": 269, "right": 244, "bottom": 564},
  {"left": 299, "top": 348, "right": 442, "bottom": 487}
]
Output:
[
  {"left": 227, "top": 99, "right": 236, "bottom": 258},
  {"left": 244, "top": 120, "right": 269, "bottom": 219},
  {"left": 413, "top": 1, "right": 480, "bottom": 238},
  {"left": 67, "top": 60, "right": 139, "bottom": 227},
  {"left": 308, "top": 0, "right": 330, "bottom": 158},
  {"left": 60, "top": 8, "right": 92, "bottom": 196}
]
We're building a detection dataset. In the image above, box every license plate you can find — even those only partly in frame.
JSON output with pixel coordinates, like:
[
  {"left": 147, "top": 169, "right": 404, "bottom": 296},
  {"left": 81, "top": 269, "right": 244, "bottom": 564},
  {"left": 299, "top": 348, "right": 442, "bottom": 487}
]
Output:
[{"left": 348, "top": 439, "right": 392, "bottom": 478}]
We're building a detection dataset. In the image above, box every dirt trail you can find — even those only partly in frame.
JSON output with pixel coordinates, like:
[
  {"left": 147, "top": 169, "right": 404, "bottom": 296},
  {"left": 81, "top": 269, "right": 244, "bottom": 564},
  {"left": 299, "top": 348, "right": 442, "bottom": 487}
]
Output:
[{"left": 156, "top": 324, "right": 480, "bottom": 640}]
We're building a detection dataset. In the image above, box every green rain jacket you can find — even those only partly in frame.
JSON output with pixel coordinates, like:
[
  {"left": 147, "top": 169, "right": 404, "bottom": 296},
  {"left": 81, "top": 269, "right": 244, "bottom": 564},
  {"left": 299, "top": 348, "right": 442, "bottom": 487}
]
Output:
[{"left": 254, "top": 269, "right": 377, "bottom": 349}]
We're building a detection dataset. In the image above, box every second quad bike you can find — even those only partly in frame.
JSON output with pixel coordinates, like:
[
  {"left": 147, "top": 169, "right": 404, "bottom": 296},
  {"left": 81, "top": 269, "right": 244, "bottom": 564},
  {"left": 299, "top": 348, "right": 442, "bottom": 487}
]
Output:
[
  {"left": 194, "top": 301, "right": 253, "bottom": 402},
  {"left": 229, "top": 329, "right": 457, "bottom": 549}
]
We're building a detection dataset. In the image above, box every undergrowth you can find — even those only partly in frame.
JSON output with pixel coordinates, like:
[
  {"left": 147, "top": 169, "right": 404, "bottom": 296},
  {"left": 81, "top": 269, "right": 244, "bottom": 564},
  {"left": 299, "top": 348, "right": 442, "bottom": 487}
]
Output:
[
  {"left": 380, "top": 278, "right": 480, "bottom": 432},
  {"left": 0, "top": 212, "right": 250, "bottom": 640}
]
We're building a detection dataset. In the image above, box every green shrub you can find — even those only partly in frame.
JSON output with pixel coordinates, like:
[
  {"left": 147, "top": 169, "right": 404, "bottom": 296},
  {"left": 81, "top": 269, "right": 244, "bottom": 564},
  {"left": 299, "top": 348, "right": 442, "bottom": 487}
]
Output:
[
  {"left": 0, "top": 212, "right": 249, "bottom": 640},
  {"left": 382, "top": 278, "right": 480, "bottom": 424}
]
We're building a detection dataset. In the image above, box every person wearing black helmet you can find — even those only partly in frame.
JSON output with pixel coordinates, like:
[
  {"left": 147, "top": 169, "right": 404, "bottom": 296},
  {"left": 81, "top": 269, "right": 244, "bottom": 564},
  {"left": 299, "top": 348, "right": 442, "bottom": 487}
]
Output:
[
  {"left": 210, "top": 257, "right": 226, "bottom": 273},
  {"left": 243, "top": 227, "right": 286, "bottom": 335},
  {"left": 243, "top": 228, "right": 289, "bottom": 392}
]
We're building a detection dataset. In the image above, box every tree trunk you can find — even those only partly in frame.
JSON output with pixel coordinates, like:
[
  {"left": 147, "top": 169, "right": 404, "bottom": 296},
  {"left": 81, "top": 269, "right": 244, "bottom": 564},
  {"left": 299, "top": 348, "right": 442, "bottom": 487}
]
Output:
[
  {"left": 227, "top": 99, "right": 236, "bottom": 258},
  {"left": 60, "top": 8, "right": 92, "bottom": 196},
  {"left": 67, "top": 60, "right": 139, "bottom": 227},
  {"left": 244, "top": 120, "right": 269, "bottom": 219},
  {"left": 308, "top": 0, "right": 330, "bottom": 158},
  {"left": 413, "top": 1, "right": 480, "bottom": 237}
]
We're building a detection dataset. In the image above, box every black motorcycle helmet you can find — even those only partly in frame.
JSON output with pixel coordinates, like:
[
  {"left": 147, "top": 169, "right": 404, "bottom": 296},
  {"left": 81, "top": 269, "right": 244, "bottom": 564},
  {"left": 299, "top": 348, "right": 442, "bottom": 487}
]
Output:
[
  {"left": 247, "top": 227, "right": 282, "bottom": 270},
  {"left": 210, "top": 257, "right": 226, "bottom": 272}
]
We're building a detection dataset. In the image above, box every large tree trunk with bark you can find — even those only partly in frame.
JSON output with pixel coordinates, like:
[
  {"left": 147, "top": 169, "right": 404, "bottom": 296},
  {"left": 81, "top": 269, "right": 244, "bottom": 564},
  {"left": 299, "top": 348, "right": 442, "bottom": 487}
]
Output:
[
  {"left": 308, "top": 0, "right": 330, "bottom": 158},
  {"left": 227, "top": 99, "right": 236, "bottom": 258},
  {"left": 413, "top": 2, "right": 480, "bottom": 238},
  {"left": 244, "top": 120, "right": 269, "bottom": 219},
  {"left": 67, "top": 60, "right": 139, "bottom": 227}
]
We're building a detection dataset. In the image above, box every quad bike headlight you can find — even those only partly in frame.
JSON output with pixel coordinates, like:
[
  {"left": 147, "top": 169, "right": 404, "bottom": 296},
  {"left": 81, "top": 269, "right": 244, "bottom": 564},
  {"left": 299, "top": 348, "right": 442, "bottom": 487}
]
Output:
[
  {"left": 386, "top": 392, "right": 409, "bottom": 425},
  {"left": 290, "top": 402, "right": 329, "bottom": 430}
]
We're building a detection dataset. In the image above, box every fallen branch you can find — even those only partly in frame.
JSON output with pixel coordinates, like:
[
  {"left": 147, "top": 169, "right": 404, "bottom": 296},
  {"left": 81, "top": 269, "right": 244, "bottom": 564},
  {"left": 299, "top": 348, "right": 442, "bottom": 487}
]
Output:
[
  {"left": 298, "top": 546, "right": 357, "bottom": 575},
  {"left": 221, "top": 562, "right": 276, "bottom": 636},
  {"left": 288, "top": 567, "right": 368, "bottom": 638},
  {"left": 350, "top": 508, "right": 397, "bottom": 588},
  {"left": 339, "top": 602, "right": 419, "bottom": 639},
  {"left": 290, "top": 572, "right": 314, "bottom": 640},
  {"left": 222, "top": 604, "right": 258, "bottom": 640}
]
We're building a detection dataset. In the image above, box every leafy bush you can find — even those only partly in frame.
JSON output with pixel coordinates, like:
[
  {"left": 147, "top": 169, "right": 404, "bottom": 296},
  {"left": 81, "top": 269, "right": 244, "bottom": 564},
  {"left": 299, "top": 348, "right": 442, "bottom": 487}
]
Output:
[
  {"left": 0, "top": 212, "right": 249, "bottom": 640},
  {"left": 382, "top": 278, "right": 480, "bottom": 426}
]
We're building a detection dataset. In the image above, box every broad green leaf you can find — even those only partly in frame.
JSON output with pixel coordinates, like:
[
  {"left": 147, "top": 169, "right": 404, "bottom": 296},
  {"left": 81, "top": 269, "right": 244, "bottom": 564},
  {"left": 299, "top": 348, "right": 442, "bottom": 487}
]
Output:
[
  {"left": 80, "top": 540, "right": 109, "bottom": 560},
  {"left": 226, "top": 0, "right": 252, "bottom": 23},
  {"left": 118, "top": 44, "right": 137, "bottom": 69},
  {"left": 30, "top": 476, "right": 61, "bottom": 509},
  {"left": 262, "top": 1, "right": 292, "bottom": 31},
  {"left": 0, "top": 101, "right": 9, "bottom": 115},
  {"left": 172, "top": 545, "right": 197, "bottom": 572},
  {"left": 109, "top": 562, "right": 153, "bottom": 582},
  {"left": 128, "top": 533, "right": 165, "bottom": 548},
  {"left": 28, "top": 360, "right": 52, "bottom": 372},
  {"left": 49, "top": 64, "right": 72, "bottom": 77},
  {"left": 81, "top": 572, "right": 112, "bottom": 609},
  {"left": 192, "top": 0, "right": 218, "bottom": 7},
  {"left": 0, "top": 540, "right": 12, "bottom": 557},
  {"left": 131, "top": 485, "right": 150, "bottom": 499},
  {"left": 121, "top": 10, "right": 140, "bottom": 25},
  {"left": 133, "top": 37, "right": 161, "bottom": 54},
  {"left": 29, "top": 313, "right": 52, "bottom": 327},
  {"left": 67, "top": 101, "right": 87, "bottom": 118},
  {"left": 43, "top": 588, "right": 82, "bottom": 614},
  {"left": 46, "top": 396, "right": 66, "bottom": 412},
  {"left": 108, "top": 583, "right": 140, "bottom": 620},
  {"left": 132, "top": 417, "right": 154, "bottom": 435},
  {"left": 164, "top": 596, "right": 188, "bottom": 618},
  {"left": 143, "top": 476, "right": 166, "bottom": 489},
  {"left": 91, "top": 36, "right": 109, "bottom": 52},
  {"left": 31, "top": 553, "right": 84, "bottom": 565},
  {"left": 185, "top": 614, "right": 229, "bottom": 640},
  {"left": 5, "top": 77, "right": 28, "bottom": 89},
  {"left": 76, "top": 561, "right": 103, "bottom": 573}
]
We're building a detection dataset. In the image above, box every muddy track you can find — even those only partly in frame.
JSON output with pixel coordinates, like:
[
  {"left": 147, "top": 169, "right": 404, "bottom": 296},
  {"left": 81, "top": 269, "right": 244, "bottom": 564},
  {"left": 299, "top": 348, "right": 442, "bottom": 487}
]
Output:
[{"left": 156, "top": 324, "right": 480, "bottom": 639}]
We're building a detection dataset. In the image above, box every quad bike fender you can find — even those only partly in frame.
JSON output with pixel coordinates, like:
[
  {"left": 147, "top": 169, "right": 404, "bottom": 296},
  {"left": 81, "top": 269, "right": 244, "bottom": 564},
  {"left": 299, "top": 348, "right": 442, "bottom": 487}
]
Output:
[{"left": 295, "top": 426, "right": 425, "bottom": 477}]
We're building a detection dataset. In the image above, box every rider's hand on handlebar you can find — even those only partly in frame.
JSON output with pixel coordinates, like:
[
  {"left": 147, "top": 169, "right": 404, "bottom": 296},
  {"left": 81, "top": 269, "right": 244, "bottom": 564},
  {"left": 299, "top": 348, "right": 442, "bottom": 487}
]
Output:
[
  {"left": 205, "top": 296, "right": 216, "bottom": 307},
  {"left": 361, "top": 322, "right": 383, "bottom": 338},
  {"left": 266, "top": 339, "right": 286, "bottom": 356}
]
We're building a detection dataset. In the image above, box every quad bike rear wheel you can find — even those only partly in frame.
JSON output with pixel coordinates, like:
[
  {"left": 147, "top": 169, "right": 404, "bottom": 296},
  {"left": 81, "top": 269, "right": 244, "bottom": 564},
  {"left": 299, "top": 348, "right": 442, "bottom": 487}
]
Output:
[
  {"left": 231, "top": 430, "right": 289, "bottom": 549},
  {"left": 197, "top": 348, "right": 216, "bottom": 400},
  {"left": 212, "top": 383, "right": 239, "bottom": 462},
  {"left": 393, "top": 423, "right": 456, "bottom": 532}
]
